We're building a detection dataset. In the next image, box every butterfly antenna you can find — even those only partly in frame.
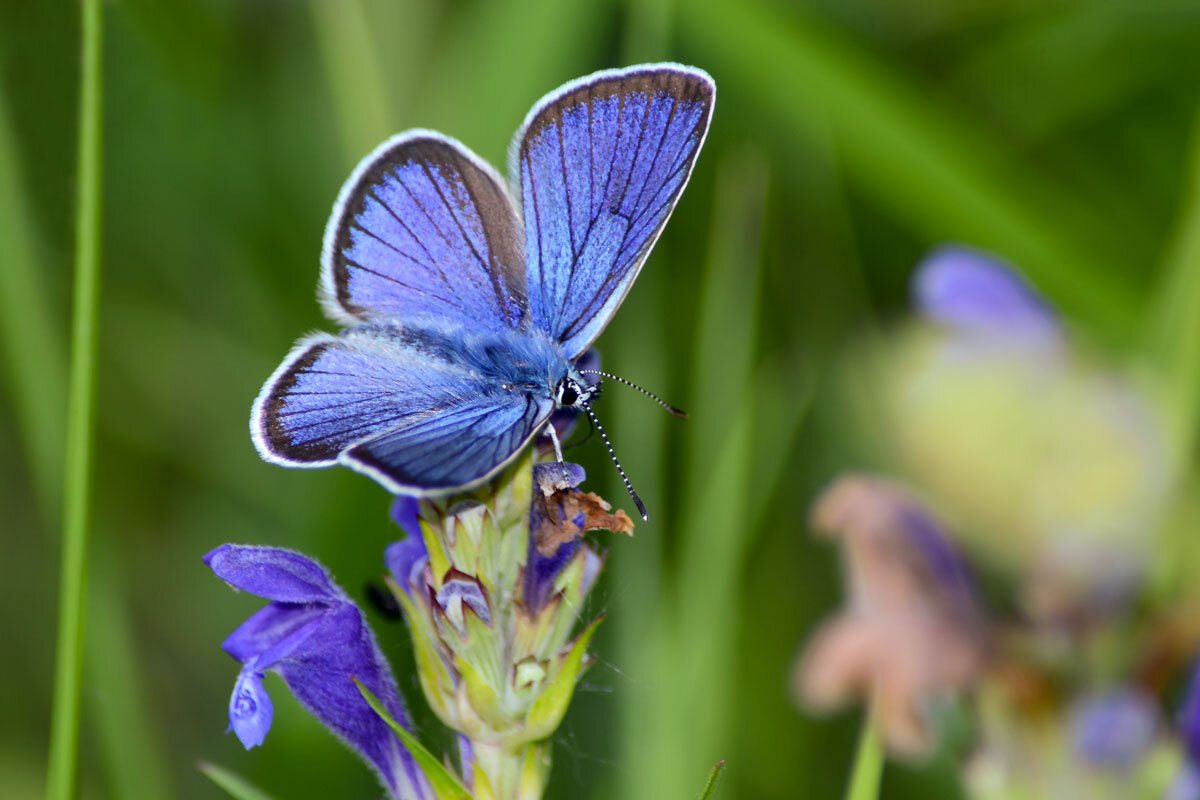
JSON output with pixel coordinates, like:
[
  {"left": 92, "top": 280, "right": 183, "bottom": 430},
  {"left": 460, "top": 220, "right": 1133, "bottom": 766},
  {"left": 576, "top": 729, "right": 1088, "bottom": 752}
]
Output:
[
  {"left": 579, "top": 370, "right": 687, "bottom": 418},
  {"left": 580, "top": 402, "right": 648, "bottom": 521}
]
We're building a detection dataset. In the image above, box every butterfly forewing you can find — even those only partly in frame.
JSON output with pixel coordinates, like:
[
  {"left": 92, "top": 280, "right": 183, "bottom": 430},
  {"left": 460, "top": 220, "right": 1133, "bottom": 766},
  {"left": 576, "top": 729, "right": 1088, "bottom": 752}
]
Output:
[
  {"left": 322, "top": 132, "right": 527, "bottom": 331},
  {"left": 511, "top": 65, "right": 715, "bottom": 359}
]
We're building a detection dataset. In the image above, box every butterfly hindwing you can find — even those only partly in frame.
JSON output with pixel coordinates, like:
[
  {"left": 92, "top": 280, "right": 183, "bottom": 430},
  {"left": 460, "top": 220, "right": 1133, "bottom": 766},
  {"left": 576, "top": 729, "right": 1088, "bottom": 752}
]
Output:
[
  {"left": 321, "top": 131, "right": 527, "bottom": 331},
  {"left": 510, "top": 64, "right": 715, "bottom": 358},
  {"left": 340, "top": 394, "right": 550, "bottom": 492},
  {"left": 251, "top": 325, "right": 554, "bottom": 494}
]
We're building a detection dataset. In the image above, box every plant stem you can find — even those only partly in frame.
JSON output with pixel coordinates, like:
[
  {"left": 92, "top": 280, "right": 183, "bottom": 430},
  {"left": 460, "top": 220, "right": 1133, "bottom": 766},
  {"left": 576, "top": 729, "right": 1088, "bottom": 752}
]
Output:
[
  {"left": 845, "top": 712, "right": 885, "bottom": 800},
  {"left": 45, "top": 0, "right": 104, "bottom": 798}
]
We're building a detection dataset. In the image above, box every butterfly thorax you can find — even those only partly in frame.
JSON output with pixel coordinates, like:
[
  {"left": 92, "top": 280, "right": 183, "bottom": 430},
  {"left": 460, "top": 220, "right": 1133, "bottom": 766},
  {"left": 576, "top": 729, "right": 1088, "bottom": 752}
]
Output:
[{"left": 346, "top": 318, "right": 580, "bottom": 406}]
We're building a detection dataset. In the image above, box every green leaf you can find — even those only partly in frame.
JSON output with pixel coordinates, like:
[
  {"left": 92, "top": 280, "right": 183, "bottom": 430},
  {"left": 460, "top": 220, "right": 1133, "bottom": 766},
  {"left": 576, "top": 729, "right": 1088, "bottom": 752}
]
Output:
[
  {"left": 353, "top": 678, "right": 472, "bottom": 800},
  {"left": 523, "top": 616, "right": 603, "bottom": 741},
  {"left": 696, "top": 760, "right": 726, "bottom": 800},
  {"left": 196, "top": 762, "right": 277, "bottom": 800}
]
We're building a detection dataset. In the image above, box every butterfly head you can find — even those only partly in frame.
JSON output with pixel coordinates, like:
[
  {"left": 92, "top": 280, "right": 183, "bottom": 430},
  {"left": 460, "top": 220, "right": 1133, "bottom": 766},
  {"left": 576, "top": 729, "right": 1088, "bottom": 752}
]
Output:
[{"left": 554, "top": 373, "right": 597, "bottom": 410}]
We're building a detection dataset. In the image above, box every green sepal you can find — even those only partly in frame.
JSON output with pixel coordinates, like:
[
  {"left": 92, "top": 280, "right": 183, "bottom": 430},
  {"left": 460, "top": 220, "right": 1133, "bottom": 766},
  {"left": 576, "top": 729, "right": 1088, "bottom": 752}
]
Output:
[
  {"left": 522, "top": 616, "right": 603, "bottom": 741},
  {"left": 196, "top": 761, "right": 277, "bottom": 800},
  {"left": 517, "top": 742, "right": 552, "bottom": 800},
  {"left": 354, "top": 678, "right": 472, "bottom": 800},
  {"left": 389, "top": 579, "right": 459, "bottom": 728},
  {"left": 458, "top": 655, "right": 506, "bottom": 730},
  {"left": 420, "top": 516, "right": 452, "bottom": 589},
  {"left": 471, "top": 761, "right": 499, "bottom": 800},
  {"left": 696, "top": 759, "right": 726, "bottom": 800}
]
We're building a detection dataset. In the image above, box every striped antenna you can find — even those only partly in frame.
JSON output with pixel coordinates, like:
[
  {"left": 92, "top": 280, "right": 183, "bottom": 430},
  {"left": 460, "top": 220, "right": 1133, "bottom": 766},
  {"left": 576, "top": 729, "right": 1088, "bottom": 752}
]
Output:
[
  {"left": 579, "top": 402, "right": 648, "bottom": 521},
  {"left": 579, "top": 370, "right": 687, "bottom": 418}
]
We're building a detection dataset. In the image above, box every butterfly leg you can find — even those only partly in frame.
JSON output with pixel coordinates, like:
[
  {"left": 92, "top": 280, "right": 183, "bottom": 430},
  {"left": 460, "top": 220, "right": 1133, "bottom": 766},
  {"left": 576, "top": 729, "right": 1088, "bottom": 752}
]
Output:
[{"left": 544, "top": 421, "right": 566, "bottom": 463}]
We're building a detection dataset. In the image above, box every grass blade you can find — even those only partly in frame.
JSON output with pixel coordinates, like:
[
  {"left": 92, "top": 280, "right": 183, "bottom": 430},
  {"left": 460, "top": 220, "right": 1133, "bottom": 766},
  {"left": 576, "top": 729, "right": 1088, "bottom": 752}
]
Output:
[
  {"left": 1148, "top": 106, "right": 1200, "bottom": 460},
  {"left": 45, "top": 0, "right": 104, "bottom": 798},
  {"left": 0, "top": 86, "right": 66, "bottom": 522},
  {"left": 697, "top": 759, "right": 727, "bottom": 800},
  {"left": 197, "top": 762, "right": 278, "bottom": 800}
]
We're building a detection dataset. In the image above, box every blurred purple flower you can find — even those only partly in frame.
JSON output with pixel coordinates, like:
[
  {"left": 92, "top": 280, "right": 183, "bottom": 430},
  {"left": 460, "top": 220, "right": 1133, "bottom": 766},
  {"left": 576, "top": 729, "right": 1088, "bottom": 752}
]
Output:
[
  {"left": 913, "top": 245, "right": 1061, "bottom": 347},
  {"left": 1070, "top": 688, "right": 1158, "bottom": 769},
  {"left": 205, "top": 544, "right": 428, "bottom": 800},
  {"left": 797, "top": 474, "right": 987, "bottom": 757},
  {"left": 1169, "top": 763, "right": 1200, "bottom": 800},
  {"left": 524, "top": 462, "right": 618, "bottom": 614},
  {"left": 1177, "top": 653, "right": 1200, "bottom": 770}
]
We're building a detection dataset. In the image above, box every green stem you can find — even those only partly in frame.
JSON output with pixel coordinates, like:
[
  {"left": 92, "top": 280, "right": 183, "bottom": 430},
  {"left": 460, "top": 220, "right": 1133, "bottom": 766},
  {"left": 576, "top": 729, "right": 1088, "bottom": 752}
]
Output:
[
  {"left": 45, "top": 0, "right": 103, "bottom": 798},
  {"left": 845, "top": 712, "right": 885, "bottom": 800},
  {"left": 470, "top": 740, "right": 541, "bottom": 800}
]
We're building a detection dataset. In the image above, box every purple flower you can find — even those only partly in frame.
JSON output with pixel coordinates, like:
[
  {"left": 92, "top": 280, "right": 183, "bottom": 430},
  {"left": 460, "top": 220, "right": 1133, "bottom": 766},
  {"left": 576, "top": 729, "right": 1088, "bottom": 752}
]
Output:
[
  {"left": 913, "top": 245, "right": 1061, "bottom": 348},
  {"left": 1169, "top": 763, "right": 1200, "bottom": 800},
  {"left": 1070, "top": 688, "right": 1158, "bottom": 768},
  {"left": 524, "top": 462, "right": 621, "bottom": 614},
  {"left": 205, "top": 544, "right": 428, "bottom": 800},
  {"left": 1179, "top": 653, "right": 1200, "bottom": 764}
]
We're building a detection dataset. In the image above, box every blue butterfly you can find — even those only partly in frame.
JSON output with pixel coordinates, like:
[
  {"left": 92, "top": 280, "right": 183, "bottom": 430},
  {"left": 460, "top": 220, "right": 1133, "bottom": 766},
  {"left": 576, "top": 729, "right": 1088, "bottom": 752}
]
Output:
[{"left": 250, "top": 63, "right": 715, "bottom": 518}]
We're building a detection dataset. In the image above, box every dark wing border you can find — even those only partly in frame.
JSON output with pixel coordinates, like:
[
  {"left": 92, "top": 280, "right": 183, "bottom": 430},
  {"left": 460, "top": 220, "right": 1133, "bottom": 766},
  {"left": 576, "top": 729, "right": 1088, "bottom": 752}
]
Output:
[{"left": 250, "top": 332, "right": 345, "bottom": 468}]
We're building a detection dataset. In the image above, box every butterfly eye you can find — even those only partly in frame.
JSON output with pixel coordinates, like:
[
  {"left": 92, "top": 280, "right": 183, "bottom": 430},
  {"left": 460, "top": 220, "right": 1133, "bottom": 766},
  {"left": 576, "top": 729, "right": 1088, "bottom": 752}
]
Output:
[{"left": 558, "top": 381, "right": 580, "bottom": 407}]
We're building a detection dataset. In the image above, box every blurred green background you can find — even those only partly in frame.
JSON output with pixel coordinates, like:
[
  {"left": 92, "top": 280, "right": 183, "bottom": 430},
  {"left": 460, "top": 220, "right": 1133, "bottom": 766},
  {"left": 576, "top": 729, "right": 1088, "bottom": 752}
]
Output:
[{"left": 3, "top": 0, "right": 1200, "bottom": 798}]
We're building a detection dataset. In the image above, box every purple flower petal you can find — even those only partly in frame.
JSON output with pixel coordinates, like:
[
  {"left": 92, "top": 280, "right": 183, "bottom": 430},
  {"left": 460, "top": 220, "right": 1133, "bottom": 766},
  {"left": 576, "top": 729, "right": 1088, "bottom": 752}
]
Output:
[
  {"left": 436, "top": 578, "right": 491, "bottom": 626},
  {"left": 228, "top": 669, "right": 273, "bottom": 750},
  {"left": 912, "top": 246, "right": 1060, "bottom": 343},
  {"left": 273, "top": 604, "right": 413, "bottom": 779},
  {"left": 390, "top": 497, "right": 422, "bottom": 539},
  {"left": 895, "top": 504, "right": 978, "bottom": 611},
  {"left": 533, "top": 461, "right": 587, "bottom": 495},
  {"left": 205, "top": 544, "right": 341, "bottom": 603},
  {"left": 458, "top": 736, "right": 474, "bottom": 789},
  {"left": 524, "top": 539, "right": 581, "bottom": 613},
  {"left": 385, "top": 536, "right": 429, "bottom": 596},
  {"left": 221, "top": 602, "right": 327, "bottom": 665}
]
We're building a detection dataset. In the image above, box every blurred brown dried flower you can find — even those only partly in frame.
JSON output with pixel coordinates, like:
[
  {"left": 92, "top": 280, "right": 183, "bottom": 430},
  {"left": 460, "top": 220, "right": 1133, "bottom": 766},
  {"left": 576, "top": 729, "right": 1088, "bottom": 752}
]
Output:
[{"left": 796, "top": 474, "right": 989, "bottom": 757}]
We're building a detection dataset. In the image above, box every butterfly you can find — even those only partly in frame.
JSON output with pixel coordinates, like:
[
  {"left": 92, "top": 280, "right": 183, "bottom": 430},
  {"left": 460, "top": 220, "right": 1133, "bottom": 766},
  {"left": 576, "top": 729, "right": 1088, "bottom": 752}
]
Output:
[{"left": 250, "top": 63, "right": 715, "bottom": 519}]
